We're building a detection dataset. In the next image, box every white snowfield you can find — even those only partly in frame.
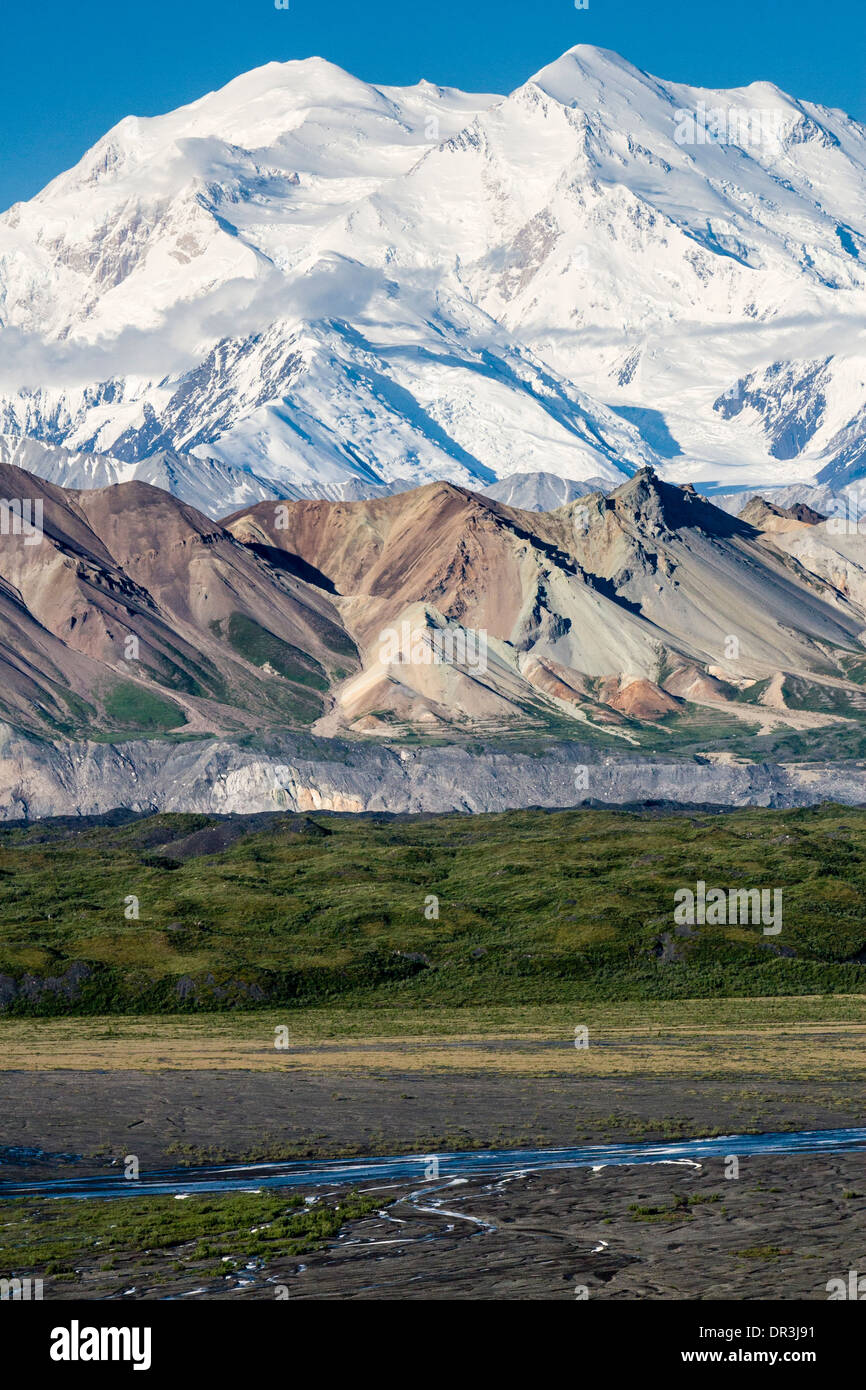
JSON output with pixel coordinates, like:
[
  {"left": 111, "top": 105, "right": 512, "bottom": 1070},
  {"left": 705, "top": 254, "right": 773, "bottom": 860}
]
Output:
[{"left": 0, "top": 44, "right": 864, "bottom": 514}]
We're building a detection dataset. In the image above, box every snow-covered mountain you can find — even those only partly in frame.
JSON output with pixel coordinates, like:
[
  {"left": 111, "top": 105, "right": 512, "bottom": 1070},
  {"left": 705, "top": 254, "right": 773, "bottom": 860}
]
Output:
[
  {"left": 1, "top": 45, "right": 865, "bottom": 505},
  {"left": 0, "top": 435, "right": 418, "bottom": 515},
  {"left": 482, "top": 471, "right": 608, "bottom": 510},
  {"left": 0, "top": 435, "right": 288, "bottom": 515}
]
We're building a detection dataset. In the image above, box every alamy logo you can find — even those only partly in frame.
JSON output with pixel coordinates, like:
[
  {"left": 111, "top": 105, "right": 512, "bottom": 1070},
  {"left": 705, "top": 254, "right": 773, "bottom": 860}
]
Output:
[
  {"left": 0, "top": 1276, "right": 43, "bottom": 1300},
  {"left": 674, "top": 104, "right": 782, "bottom": 148},
  {"left": 0, "top": 498, "right": 43, "bottom": 546},
  {"left": 827, "top": 492, "right": 866, "bottom": 536},
  {"left": 826, "top": 1270, "right": 866, "bottom": 1299},
  {"left": 49, "top": 1320, "right": 152, "bottom": 1371},
  {"left": 674, "top": 880, "right": 782, "bottom": 935},
  {"left": 378, "top": 622, "right": 488, "bottom": 673}
]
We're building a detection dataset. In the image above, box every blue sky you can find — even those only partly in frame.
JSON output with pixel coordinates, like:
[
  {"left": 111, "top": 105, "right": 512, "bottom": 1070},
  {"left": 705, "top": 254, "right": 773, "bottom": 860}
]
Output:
[{"left": 2, "top": 0, "right": 864, "bottom": 212}]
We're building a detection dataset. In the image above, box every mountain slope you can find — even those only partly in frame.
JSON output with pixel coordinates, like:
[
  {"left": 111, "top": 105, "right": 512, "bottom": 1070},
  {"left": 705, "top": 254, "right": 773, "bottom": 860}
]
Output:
[
  {"left": 3, "top": 460, "right": 866, "bottom": 748},
  {"left": 224, "top": 469, "right": 866, "bottom": 741},
  {"left": 743, "top": 493, "right": 866, "bottom": 614},
  {"left": 0, "top": 460, "right": 359, "bottom": 737}
]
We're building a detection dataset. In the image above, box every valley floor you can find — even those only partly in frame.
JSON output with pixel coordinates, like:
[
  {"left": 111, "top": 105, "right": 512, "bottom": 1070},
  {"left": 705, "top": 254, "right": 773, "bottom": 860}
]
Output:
[
  {"left": 3, "top": 1152, "right": 865, "bottom": 1302},
  {"left": 181, "top": 1153, "right": 866, "bottom": 1302},
  {"left": 1, "top": 1001, "right": 864, "bottom": 1301}
]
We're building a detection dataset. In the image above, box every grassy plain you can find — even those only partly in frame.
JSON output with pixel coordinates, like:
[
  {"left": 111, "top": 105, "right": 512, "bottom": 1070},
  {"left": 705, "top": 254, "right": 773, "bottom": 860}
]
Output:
[{"left": 0, "top": 804, "right": 865, "bottom": 1014}]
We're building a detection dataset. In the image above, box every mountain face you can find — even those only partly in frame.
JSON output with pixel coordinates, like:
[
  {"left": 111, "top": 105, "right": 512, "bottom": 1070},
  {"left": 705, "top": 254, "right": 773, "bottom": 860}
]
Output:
[
  {"left": 0, "top": 460, "right": 359, "bottom": 740},
  {"left": 741, "top": 496, "right": 866, "bottom": 613},
  {"left": 5, "top": 456, "right": 866, "bottom": 746},
  {"left": 2, "top": 45, "right": 865, "bottom": 505},
  {"left": 222, "top": 466, "right": 866, "bottom": 744},
  {"left": 8, "top": 731, "right": 866, "bottom": 822}
]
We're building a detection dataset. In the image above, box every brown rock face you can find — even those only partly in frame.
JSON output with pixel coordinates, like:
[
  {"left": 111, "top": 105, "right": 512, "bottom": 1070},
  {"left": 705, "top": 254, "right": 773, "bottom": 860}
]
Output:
[
  {"left": 598, "top": 676, "right": 681, "bottom": 720},
  {"left": 739, "top": 496, "right": 827, "bottom": 531},
  {"left": 2, "top": 460, "right": 866, "bottom": 747},
  {"left": 0, "top": 461, "right": 358, "bottom": 738}
]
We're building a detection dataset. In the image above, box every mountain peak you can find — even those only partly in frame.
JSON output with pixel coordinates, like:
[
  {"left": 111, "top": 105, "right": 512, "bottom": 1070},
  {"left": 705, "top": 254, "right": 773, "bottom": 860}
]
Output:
[
  {"left": 559, "top": 44, "right": 642, "bottom": 70},
  {"left": 526, "top": 44, "right": 651, "bottom": 104},
  {"left": 609, "top": 467, "right": 746, "bottom": 538}
]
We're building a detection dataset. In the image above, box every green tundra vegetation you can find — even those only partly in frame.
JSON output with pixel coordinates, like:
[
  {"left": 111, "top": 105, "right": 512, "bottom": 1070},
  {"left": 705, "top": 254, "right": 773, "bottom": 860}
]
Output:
[
  {"left": 0, "top": 803, "right": 865, "bottom": 1014},
  {"left": 0, "top": 1189, "right": 384, "bottom": 1282}
]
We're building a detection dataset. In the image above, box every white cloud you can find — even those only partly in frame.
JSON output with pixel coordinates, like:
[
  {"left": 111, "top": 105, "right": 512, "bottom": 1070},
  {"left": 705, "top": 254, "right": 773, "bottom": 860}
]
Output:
[{"left": 0, "top": 255, "right": 382, "bottom": 391}]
